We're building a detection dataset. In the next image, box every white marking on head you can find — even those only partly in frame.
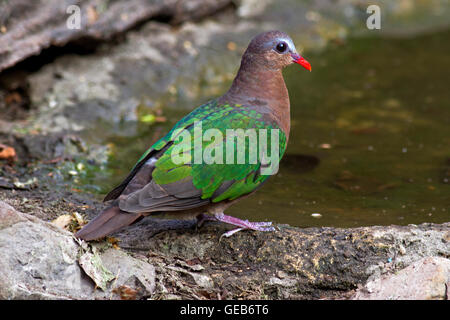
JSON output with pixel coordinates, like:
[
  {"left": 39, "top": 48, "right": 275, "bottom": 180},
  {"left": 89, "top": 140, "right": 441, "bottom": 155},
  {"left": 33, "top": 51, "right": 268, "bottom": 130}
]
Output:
[{"left": 274, "top": 37, "right": 297, "bottom": 54}]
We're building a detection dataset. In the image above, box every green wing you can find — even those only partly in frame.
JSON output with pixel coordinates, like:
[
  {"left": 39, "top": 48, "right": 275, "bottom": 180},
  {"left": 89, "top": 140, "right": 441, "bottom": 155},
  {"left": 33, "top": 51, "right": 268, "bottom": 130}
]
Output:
[
  {"left": 104, "top": 100, "right": 219, "bottom": 201},
  {"left": 106, "top": 100, "right": 287, "bottom": 212}
]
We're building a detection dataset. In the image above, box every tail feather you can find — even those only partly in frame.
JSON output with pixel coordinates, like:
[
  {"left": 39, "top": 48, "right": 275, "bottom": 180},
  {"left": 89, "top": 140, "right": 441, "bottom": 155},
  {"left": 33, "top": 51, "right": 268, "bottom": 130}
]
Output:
[{"left": 75, "top": 206, "right": 142, "bottom": 241}]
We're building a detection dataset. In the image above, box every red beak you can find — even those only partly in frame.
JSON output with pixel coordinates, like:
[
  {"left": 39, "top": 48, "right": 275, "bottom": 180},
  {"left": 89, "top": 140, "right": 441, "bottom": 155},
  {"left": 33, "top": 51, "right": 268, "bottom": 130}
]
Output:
[{"left": 291, "top": 53, "right": 311, "bottom": 71}]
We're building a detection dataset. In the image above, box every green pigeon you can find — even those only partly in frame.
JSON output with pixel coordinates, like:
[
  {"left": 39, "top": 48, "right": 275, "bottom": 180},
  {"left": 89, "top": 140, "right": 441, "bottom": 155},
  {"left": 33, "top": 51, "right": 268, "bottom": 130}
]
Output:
[{"left": 75, "top": 30, "right": 311, "bottom": 240}]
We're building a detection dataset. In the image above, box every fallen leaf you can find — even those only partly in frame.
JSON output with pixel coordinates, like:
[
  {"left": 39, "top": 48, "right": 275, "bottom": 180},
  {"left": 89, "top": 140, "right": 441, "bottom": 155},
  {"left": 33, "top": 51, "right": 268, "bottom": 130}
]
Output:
[
  {"left": 197, "top": 290, "right": 213, "bottom": 299},
  {"left": 186, "top": 258, "right": 202, "bottom": 266},
  {"left": 0, "top": 143, "right": 17, "bottom": 163},
  {"left": 107, "top": 237, "right": 121, "bottom": 249},
  {"left": 52, "top": 214, "right": 73, "bottom": 230},
  {"left": 113, "top": 285, "right": 139, "bottom": 300},
  {"left": 13, "top": 177, "right": 38, "bottom": 189},
  {"left": 78, "top": 251, "right": 115, "bottom": 291},
  {"left": 227, "top": 41, "right": 237, "bottom": 51},
  {"left": 72, "top": 211, "right": 87, "bottom": 228},
  {"left": 140, "top": 114, "right": 155, "bottom": 123},
  {"left": 4, "top": 92, "right": 22, "bottom": 104}
]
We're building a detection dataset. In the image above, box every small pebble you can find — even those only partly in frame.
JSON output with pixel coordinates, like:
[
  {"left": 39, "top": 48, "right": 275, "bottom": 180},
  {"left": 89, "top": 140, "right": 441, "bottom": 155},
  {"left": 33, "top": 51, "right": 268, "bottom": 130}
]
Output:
[{"left": 319, "top": 143, "right": 331, "bottom": 149}]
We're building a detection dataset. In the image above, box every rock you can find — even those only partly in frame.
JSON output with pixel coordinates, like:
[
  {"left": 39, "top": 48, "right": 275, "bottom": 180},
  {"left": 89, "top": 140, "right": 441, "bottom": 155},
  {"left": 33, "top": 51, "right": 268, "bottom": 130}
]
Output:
[
  {"left": 0, "top": 0, "right": 233, "bottom": 72},
  {"left": 4, "top": 0, "right": 448, "bottom": 136},
  {"left": 99, "top": 248, "right": 156, "bottom": 299},
  {"left": 25, "top": 20, "right": 246, "bottom": 133},
  {"left": 352, "top": 257, "right": 450, "bottom": 300},
  {"left": 113, "top": 216, "right": 450, "bottom": 299},
  {"left": 0, "top": 201, "right": 92, "bottom": 299},
  {"left": 0, "top": 200, "right": 449, "bottom": 300},
  {"left": 0, "top": 200, "right": 155, "bottom": 299},
  {"left": 167, "top": 265, "right": 214, "bottom": 289},
  {"left": 1, "top": 0, "right": 449, "bottom": 301}
]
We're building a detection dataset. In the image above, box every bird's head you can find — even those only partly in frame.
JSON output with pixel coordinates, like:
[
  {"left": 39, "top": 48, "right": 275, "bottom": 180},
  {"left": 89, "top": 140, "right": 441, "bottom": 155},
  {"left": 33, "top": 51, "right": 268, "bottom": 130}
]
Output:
[{"left": 244, "top": 30, "right": 311, "bottom": 72}]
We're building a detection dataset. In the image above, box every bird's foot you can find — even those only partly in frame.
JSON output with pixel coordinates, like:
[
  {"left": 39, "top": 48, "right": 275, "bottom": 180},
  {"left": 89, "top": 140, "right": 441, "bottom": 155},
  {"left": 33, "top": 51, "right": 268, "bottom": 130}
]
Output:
[{"left": 214, "top": 213, "right": 275, "bottom": 238}]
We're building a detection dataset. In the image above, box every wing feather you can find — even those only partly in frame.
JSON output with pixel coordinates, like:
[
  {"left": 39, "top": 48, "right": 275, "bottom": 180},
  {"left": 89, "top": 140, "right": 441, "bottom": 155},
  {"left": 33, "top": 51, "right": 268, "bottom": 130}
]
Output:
[{"left": 110, "top": 101, "right": 286, "bottom": 213}]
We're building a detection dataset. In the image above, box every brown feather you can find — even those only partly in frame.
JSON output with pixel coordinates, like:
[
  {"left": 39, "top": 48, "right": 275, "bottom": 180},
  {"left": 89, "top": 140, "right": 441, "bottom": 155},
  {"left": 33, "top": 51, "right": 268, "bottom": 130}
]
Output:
[
  {"left": 218, "top": 31, "right": 291, "bottom": 137},
  {"left": 74, "top": 205, "right": 142, "bottom": 241}
]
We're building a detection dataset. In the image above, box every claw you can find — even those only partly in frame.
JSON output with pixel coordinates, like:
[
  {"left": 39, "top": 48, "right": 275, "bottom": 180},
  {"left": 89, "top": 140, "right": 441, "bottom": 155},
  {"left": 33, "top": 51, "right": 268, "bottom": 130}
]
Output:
[
  {"left": 250, "top": 221, "right": 273, "bottom": 227},
  {"left": 221, "top": 227, "right": 245, "bottom": 238}
]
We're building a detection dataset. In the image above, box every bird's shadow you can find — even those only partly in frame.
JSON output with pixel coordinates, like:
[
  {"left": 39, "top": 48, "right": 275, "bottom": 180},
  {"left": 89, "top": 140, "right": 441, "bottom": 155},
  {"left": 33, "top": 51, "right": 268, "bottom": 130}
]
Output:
[
  {"left": 112, "top": 216, "right": 212, "bottom": 250},
  {"left": 280, "top": 153, "right": 320, "bottom": 173}
]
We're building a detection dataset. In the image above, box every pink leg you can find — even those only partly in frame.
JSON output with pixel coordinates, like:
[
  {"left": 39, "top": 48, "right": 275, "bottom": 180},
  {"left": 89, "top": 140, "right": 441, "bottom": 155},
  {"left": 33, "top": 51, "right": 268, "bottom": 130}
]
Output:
[{"left": 214, "top": 213, "right": 275, "bottom": 237}]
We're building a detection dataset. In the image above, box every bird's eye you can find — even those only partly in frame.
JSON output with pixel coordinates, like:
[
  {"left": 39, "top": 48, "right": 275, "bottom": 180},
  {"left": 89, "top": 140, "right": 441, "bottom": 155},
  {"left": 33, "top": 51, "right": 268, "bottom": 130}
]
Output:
[{"left": 275, "top": 41, "right": 288, "bottom": 53}]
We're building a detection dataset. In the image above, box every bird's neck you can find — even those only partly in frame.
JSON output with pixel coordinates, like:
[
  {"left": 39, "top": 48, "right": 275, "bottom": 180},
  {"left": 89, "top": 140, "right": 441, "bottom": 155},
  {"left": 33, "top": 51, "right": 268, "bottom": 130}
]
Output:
[{"left": 220, "top": 60, "right": 291, "bottom": 137}]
